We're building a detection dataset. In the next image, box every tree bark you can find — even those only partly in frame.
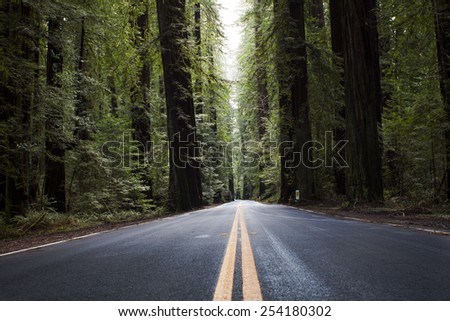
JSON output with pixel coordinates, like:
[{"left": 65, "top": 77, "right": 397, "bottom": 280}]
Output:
[
  {"left": 433, "top": 0, "right": 450, "bottom": 199},
  {"left": 131, "top": 0, "right": 153, "bottom": 201},
  {"left": 157, "top": 0, "right": 203, "bottom": 211},
  {"left": 329, "top": 0, "right": 346, "bottom": 196},
  {"left": 0, "top": 0, "right": 7, "bottom": 215},
  {"left": 275, "top": 0, "right": 295, "bottom": 203},
  {"left": 342, "top": 0, "right": 384, "bottom": 201},
  {"left": 289, "top": 0, "right": 315, "bottom": 200},
  {"left": 275, "top": 0, "right": 315, "bottom": 202},
  {"left": 45, "top": 17, "right": 66, "bottom": 212}
]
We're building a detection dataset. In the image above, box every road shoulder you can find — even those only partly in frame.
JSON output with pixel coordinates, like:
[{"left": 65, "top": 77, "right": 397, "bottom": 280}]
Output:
[
  {"left": 290, "top": 204, "right": 450, "bottom": 236},
  {"left": 0, "top": 204, "right": 222, "bottom": 255}
]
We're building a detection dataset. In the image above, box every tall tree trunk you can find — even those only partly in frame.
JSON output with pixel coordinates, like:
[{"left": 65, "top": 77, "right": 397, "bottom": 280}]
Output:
[
  {"left": 0, "top": 170, "right": 4, "bottom": 212},
  {"left": 0, "top": 0, "right": 8, "bottom": 215},
  {"left": 255, "top": 0, "right": 269, "bottom": 198},
  {"left": 157, "top": 0, "right": 203, "bottom": 211},
  {"left": 131, "top": 0, "right": 153, "bottom": 201},
  {"left": 433, "top": 0, "right": 450, "bottom": 199},
  {"left": 275, "top": 0, "right": 295, "bottom": 203},
  {"left": 289, "top": 0, "right": 315, "bottom": 200},
  {"left": 275, "top": 0, "right": 314, "bottom": 202},
  {"left": 45, "top": 17, "right": 66, "bottom": 212},
  {"left": 342, "top": 0, "right": 384, "bottom": 201},
  {"left": 329, "top": 0, "right": 346, "bottom": 196}
]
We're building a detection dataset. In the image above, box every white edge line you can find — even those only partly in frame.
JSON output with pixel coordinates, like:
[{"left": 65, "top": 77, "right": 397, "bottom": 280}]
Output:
[
  {"left": 0, "top": 231, "right": 109, "bottom": 258},
  {"left": 279, "top": 204, "right": 450, "bottom": 236},
  {"left": 0, "top": 205, "right": 225, "bottom": 257},
  {"left": 343, "top": 217, "right": 368, "bottom": 222},
  {"left": 0, "top": 240, "right": 69, "bottom": 257}
]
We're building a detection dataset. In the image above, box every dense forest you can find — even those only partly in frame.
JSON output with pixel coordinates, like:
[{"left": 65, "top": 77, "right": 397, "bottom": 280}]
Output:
[{"left": 0, "top": 0, "right": 449, "bottom": 237}]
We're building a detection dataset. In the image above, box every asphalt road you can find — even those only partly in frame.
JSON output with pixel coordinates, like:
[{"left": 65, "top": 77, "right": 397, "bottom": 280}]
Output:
[{"left": 1, "top": 201, "right": 449, "bottom": 301}]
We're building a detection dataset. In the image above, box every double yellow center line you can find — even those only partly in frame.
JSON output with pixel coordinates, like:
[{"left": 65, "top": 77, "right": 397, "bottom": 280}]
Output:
[{"left": 213, "top": 205, "right": 263, "bottom": 301}]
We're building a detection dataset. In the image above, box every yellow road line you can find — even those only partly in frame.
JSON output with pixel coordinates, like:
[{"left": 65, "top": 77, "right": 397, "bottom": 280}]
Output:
[
  {"left": 239, "top": 206, "right": 263, "bottom": 301},
  {"left": 213, "top": 206, "right": 240, "bottom": 301}
]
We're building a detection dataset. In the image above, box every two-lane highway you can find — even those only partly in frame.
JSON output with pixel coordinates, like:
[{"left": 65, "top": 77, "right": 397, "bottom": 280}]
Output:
[{"left": 1, "top": 201, "right": 449, "bottom": 300}]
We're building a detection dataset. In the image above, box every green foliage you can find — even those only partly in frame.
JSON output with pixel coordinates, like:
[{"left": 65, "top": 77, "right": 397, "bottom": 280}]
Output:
[
  {"left": 234, "top": 0, "right": 446, "bottom": 205},
  {"left": 0, "top": 208, "right": 159, "bottom": 239},
  {"left": 1, "top": 0, "right": 447, "bottom": 237},
  {"left": 1, "top": 0, "right": 233, "bottom": 235},
  {"left": 379, "top": 0, "right": 446, "bottom": 203}
]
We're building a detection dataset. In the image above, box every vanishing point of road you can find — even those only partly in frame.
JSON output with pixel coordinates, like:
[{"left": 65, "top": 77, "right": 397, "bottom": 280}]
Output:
[{"left": 1, "top": 201, "right": 449, "bottom": 300}]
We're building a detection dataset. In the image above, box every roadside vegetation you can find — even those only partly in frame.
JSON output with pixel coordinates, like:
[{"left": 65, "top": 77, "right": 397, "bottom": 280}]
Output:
[
  {"left": 1, "top": 0, "right": 450, "bottom": 242},
  {"left": 0, "top": 208, "right": 165, "bottom": 240}
]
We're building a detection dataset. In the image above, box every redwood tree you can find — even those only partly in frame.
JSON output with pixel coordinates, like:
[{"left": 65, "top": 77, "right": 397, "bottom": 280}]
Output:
[
  {"left": 289, "top": 0, "right": 315, "bottom": 200},
  {"left": 329, "top": 0, "right": 346, "bottom": 196},
  {"left": 342, "top": 0, "right": 384, "bottom": 201},
  {"left": 156, "top": 0, "right": 202, "bottom": 211},
  {"left": 274, "top": 0, "right": 295, "bottom": 203},
  {"left": 275, "top": 0, "right": 314, "bottom": 202},
  {"left": 433, "top": 0, "right": 450, "bottom": 199}
]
